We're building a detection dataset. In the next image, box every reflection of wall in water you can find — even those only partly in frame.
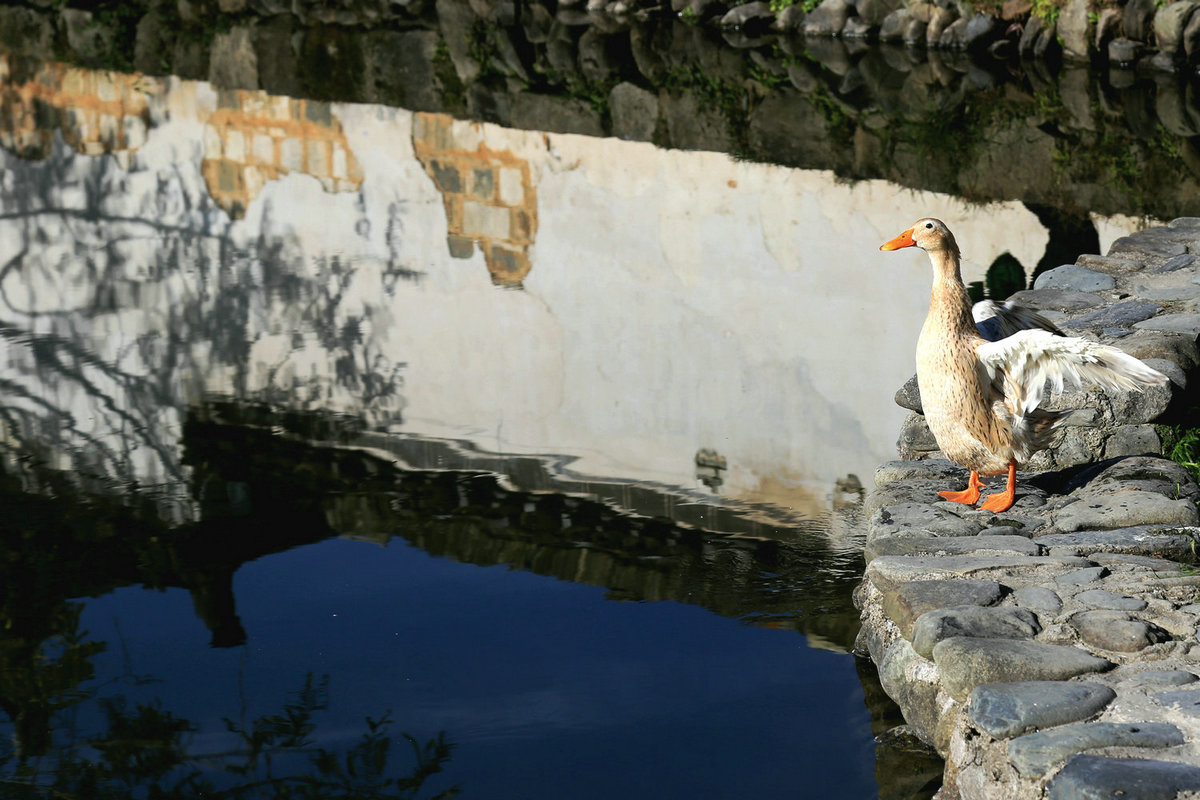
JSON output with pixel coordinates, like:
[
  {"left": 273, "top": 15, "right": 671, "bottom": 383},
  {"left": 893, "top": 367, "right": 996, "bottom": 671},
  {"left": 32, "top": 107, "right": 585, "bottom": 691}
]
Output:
[
  {"left": 412, "top": 112, "right": 538, "bottom": 287},
  {"left": 0, "top": 56, "right": 1155, "bottom": 516},
  {"left": 201, "top": 88, "right": 364, "bottom": 219},
  {"left": 0, "top": 56, "right": 150, "bottom": 160},
  {"left": 0, "top": 58, "right": 407, "bottom": 519}
]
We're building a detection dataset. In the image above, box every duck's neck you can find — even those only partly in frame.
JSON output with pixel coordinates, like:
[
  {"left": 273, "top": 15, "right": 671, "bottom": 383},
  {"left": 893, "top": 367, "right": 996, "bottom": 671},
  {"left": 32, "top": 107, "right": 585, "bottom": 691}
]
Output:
[{"left": 925, "top": 246, "right": 977, "bottom": 337}]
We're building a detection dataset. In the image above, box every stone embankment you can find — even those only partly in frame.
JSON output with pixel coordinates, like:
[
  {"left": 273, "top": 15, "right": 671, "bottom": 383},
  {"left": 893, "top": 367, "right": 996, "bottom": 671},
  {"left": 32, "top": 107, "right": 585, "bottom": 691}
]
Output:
[
  {"left": 854, "top": 219, "right": 1200, "bottom": 799},
  {"left": 695, "top": 0, "right": 1200, "bottom": 72}
]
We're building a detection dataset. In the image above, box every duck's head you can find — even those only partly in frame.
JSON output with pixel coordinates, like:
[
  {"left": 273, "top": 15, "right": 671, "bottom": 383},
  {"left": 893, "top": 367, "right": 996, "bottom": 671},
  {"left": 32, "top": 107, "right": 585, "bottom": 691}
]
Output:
[{"left": 879, "top": 218, "right": 959, "bottom": 256}]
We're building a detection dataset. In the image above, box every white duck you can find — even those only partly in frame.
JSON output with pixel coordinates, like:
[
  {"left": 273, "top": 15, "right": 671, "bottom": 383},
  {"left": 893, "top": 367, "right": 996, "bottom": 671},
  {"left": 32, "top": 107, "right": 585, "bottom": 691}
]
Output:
[{"left": 880, "top": 218, "right": 1167, "bottom": 512}]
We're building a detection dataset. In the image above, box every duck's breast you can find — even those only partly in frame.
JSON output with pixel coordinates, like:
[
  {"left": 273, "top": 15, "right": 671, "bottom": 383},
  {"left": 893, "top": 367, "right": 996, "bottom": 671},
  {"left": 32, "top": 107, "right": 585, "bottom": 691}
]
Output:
[{"left": 916, "top": 332, "right": 1013, "bottom": 474}]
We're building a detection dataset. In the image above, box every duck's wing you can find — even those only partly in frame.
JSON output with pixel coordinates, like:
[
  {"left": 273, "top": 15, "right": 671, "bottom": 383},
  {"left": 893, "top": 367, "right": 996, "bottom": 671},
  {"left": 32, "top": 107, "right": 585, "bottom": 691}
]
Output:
[
  {"left": 975, "top": 329, "right": 1167, "bottom": 416},
  {"left": 972, "top": 300, "right": 1066, "bottom": 342}
]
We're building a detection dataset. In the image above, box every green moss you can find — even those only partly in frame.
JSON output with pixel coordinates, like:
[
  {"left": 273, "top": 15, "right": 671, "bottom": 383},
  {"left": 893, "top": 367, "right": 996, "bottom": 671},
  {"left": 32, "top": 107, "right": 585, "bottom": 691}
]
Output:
[
  {"left": 769, "top": 0, "right": 821, "bottom": 12},
  {"left": 747, "top": 63, "right": 789, "bottom": 92},
  {"left": 466, "top": 18, "right": 497, "bottom": 77},
  {"left": 431, "top": 35, "right": 467, "bottom": 114},
  {"left": 565, "top": 76, "right": 616, "bottom": 123},
  {"left": 807, "top": 88, "right": 855, "bottom": 142},
  {"left": 1031, "top": 0, "right": 1062, "bottom": 24}
]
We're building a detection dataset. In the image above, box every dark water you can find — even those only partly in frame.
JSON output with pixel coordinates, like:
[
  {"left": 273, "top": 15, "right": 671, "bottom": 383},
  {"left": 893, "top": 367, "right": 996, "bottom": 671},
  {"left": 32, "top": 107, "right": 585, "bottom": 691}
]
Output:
[
  {"left": 1, "top": 0, "right": 1189, "bottom": 792},
  {"left": 0, "top": 419, "right": 921, "bottom": 798},
  {"left": 0, "top": 38, "right": 988, "bottom": 799}
]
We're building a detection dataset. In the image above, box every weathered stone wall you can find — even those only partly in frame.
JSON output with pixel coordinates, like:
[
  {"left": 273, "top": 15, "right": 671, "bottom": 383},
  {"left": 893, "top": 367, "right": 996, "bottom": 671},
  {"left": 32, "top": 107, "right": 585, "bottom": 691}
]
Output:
[{"left": 856, "top": 221, "right": 1200, "bottom": 799}]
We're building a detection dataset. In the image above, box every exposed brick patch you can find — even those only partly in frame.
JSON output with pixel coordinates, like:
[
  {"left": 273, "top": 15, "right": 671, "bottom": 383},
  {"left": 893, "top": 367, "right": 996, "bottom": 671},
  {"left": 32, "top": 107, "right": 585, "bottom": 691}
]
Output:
[
  {"left": 200, "top": 91, "right": 364, "bottom": 219},
  {"left": 0, "top": 55, "right": 151, "bottom": 159},
  {"left": 411, "top": 112, "right": 538, "bottom": 287}
]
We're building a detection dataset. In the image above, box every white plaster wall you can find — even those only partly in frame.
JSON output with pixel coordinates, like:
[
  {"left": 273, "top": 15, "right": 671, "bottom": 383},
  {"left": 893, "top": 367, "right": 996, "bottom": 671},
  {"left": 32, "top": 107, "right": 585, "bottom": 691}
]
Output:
[{"left": 0, "top": 78, "right": 1149, "bottom": 520}]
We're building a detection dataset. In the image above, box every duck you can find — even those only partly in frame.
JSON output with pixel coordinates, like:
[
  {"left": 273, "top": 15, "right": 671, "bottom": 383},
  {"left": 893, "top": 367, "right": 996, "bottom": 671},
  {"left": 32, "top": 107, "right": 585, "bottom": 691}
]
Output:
[{"left": 880, "top": 218, "right": 1168, "bottom": 513}]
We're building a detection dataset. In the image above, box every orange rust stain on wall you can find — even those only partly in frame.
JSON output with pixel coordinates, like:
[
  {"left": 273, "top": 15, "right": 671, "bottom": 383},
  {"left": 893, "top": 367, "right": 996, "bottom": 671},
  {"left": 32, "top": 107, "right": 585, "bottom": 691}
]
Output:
[
  {"left": 0, "top": 55, "right": 364, "bottom": 219},
  {"left": 0, "top": 55, "right": 153, "bottom": 159},
  {"left": 411, "top": 112, "right": 539, "bottom": 287},
  {"left": 201, "top": 90, "right": 364, "bottom": 219}
]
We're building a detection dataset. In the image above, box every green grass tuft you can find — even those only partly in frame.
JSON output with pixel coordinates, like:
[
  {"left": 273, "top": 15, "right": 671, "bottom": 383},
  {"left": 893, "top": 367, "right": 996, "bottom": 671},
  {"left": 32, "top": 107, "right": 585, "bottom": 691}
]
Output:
[{"left": 1158, "top": 423, "right": 1200, "bottom": 487}]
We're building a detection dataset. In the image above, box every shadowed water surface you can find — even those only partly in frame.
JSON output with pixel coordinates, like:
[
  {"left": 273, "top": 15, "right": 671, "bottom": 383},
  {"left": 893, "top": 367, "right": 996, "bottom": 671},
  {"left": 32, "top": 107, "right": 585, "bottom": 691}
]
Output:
[{"left": 0, "top": 47, "right": 1131, "bottom": 800}]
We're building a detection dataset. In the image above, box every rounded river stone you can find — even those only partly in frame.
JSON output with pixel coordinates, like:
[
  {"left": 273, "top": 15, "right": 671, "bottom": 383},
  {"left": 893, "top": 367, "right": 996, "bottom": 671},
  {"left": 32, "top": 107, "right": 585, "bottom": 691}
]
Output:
[
  {"left": 868, "top": 502, "right": 983, "bottom": 544},
  {"left": 933, "top": 638, "right": 1113, "bottom": 701},
  {"left": 1066, "top": 299, "right": 1161, "bottom": 329},
  {"left": 881, "top": 578, "right": 1003, "bottom": 638},
  {"left": 1008, "top": 721, "right": 1185, "bottom": 778},
  {"left": 1072, "top": 610, "right": 1171, "bottom": 652},
  {"left": 1125, "top": 670, "right": 1199, "bottom": 687},
  {"left": 1035, "top": 527, "right": 1197, "bottom": 562},
  {"left": 1048, "top": 755, "right": 1200, "bottom": 798},
  {"left": 1074, "top": 588, "right": 1148, "bottom": 611},
  {"left": 1014, "top": 585, "right": 1063, "bottom": 613},
  {"left": 866, "top": 534, "right": 1040, "bottom": 564},
  {"left": 1053, "top": 493, "right": 1200, "bottom": 533},
  {"left": 911, "top": 605, "right": 1041, "bottom": 660},
  {"left": 1056, "top": 566, "right": 1108, "bottom": 584},
  {"left": 1155, "top": 689, "right": 1200, "bottom": 715},
  {"left": 967, "top": 680, "right": 1116, "bottom": 739},
  {"left": 1034, "top": 264, "right": 1116, "bottom": 293}
]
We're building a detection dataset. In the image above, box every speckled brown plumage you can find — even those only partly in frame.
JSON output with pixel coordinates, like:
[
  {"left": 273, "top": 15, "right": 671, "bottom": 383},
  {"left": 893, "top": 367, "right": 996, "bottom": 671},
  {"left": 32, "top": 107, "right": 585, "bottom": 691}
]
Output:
[{"left": 913, "top": 227, "right": 1059, "bottom": 476}]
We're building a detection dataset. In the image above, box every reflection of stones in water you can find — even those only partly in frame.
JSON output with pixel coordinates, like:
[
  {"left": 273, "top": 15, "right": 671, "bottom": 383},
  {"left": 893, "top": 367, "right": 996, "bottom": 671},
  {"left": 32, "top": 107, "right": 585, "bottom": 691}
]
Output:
[
  {"left": 1027, "top": 203, "right": 1102, "bottom": 284},
  {"left": 855, "top": 658, "right": 943, "bottom": 800},
  {"left": 694, "top": 447, "right": 727, "bottom": 491},
  {"left": 0, "top": 54, "right": 153, "bottom": 160},
  {"left": 181, "top": 407, "right": 868, "bottom": 648},
  {"left": 411, "top": 112, "right": 538, "bottom": 287},
  {"left": 201, "top": 89, "right": 364, "bottom": 219},
  {"left": 833, "top": 472, "right": 865, "bottom": 510},
  {"left": 873, "top": 727, "right": 944, "bottom": 800}
]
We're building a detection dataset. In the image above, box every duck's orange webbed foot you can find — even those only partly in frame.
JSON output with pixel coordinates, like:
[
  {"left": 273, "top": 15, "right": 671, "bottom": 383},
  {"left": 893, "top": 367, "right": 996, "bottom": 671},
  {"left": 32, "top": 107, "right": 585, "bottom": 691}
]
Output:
[
  {"left": 938, "top": 470, "right": 983, "bottom": 505},
  {"left": 979, "top": 460, "right": 1018, "bottom": 513}
]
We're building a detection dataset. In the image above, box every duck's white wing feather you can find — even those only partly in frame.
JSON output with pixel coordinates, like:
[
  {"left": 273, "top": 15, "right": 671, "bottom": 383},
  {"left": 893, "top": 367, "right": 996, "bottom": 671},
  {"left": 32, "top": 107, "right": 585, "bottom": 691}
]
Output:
[{"left": 975, "top": 329, "right": 1167, "bottom": 416}]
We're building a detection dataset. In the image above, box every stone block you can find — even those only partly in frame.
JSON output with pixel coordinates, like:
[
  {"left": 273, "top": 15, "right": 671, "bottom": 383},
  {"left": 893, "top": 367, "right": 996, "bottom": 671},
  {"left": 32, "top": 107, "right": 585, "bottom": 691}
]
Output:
[
  {"left": 279, "top": 138, "right": 304, "bottom": 173},
  {"left": 967, "top": 680, "right": 1116, "bottom": 738},
  {"left": 1072, "top": 609, "right": 1171, "bottom": 651},
  {"left": 1048, "top": 755, "right": 1200, "bottom": 798},
  {"left": 307, "top": 140, "right": 329, "bottom": 175},
  {"left": 880, "top": 578, "right": 1004, "bottom": 638},
  {"left": 1052, "top": 493, "right": 1200, "bottom": 532},
  {"left": 610, "top": 82, "right": 658, "bottom": 142},
  {"left": 1009, "top": 722, "right": 1184, "bottom": 778},
  {"left": 462, "top": 201, "right": 512, "bottom": 240},
  {"left": 911, "top": 605, "right": 1041, "bottom": 659},
  {"left": 1034, "top": 265, "right": 1116, "bottom": 293}
]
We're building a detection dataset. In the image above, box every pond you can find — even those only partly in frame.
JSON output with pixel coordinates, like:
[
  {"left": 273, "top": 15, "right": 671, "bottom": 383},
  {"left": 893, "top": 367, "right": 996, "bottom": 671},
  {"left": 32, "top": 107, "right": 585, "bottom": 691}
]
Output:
[{"left": 0, "top": 24, "right": 1171, "bottom": 800}]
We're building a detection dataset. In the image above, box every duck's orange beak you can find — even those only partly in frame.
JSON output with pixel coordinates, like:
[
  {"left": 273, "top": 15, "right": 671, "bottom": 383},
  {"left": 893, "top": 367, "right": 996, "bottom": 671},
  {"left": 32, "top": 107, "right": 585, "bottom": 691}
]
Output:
[{"left": 880, "top": 228, "right": 916, "bottom": 251}]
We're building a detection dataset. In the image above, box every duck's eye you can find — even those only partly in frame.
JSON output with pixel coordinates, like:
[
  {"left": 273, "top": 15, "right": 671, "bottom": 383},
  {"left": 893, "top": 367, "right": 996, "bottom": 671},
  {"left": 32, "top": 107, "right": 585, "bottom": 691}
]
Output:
[{"left": 925, "top": 222, "right": 933, "bottom": 229}]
